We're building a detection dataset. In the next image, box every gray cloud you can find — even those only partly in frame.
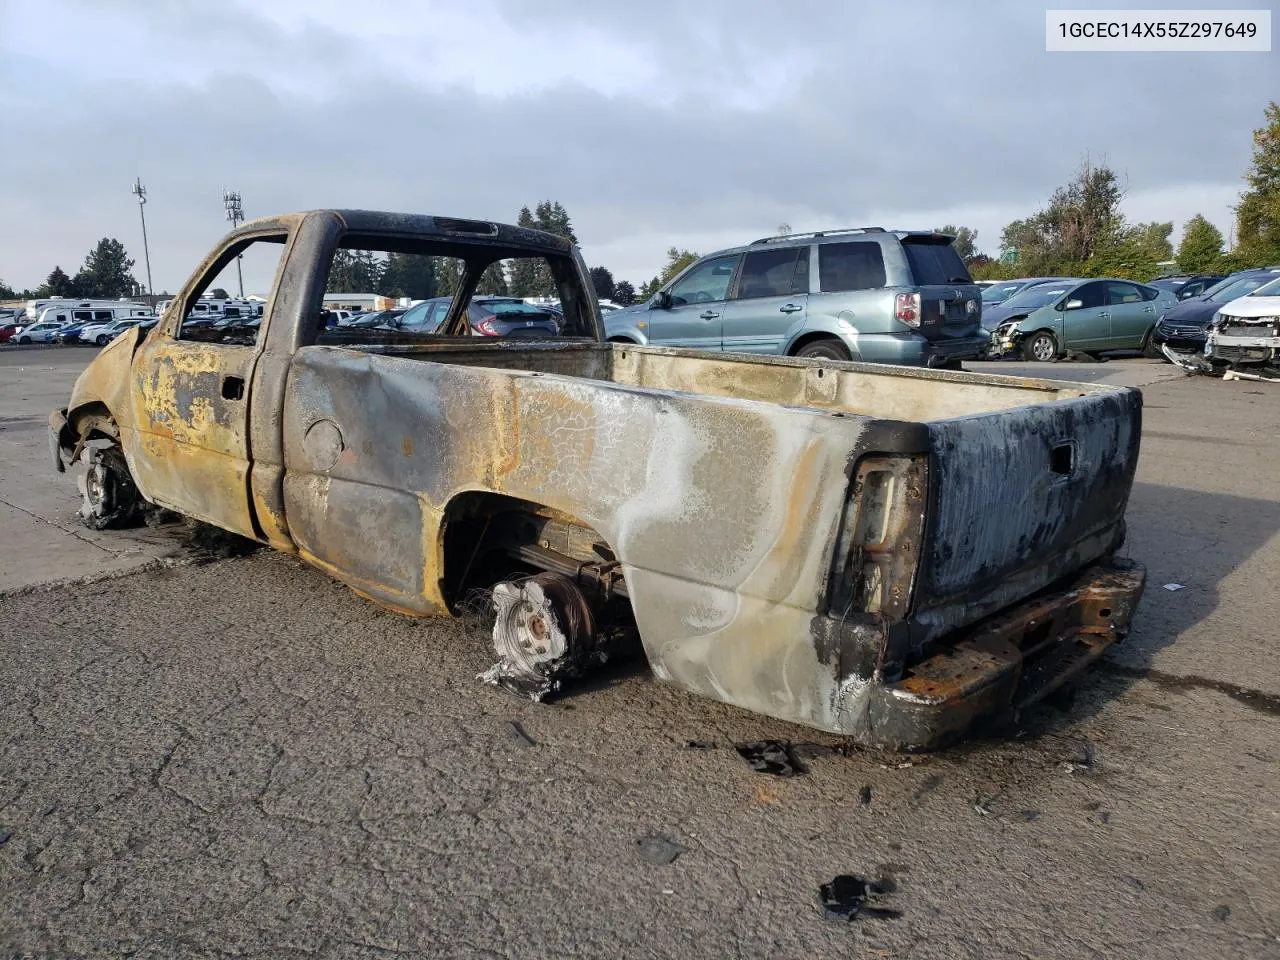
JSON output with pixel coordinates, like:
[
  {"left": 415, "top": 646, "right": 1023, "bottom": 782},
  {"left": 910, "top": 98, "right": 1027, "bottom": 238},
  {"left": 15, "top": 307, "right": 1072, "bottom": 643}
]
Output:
[{"left": 0, "top": 0, "right": 1272, "bottom": 291}]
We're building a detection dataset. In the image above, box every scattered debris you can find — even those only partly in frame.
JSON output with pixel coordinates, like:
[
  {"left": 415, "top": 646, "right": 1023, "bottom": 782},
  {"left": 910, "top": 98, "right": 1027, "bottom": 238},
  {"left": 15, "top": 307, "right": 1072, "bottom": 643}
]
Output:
[
  {"left": 1163, "top": 583, "right": 1186, "bottom": 592},
  {"left": 683, "top": 739, "right": 716, "bottom": 750},
  {"left": 973, "top": 794, "right": 996, "bottom": 817},
  {"left": 1121, "top": 875, "right": 1145, "bottom": 893},
  {"left": 859, "top": 785, "right": 873, "bottom": 806},
  {"left": 505, "top": 721, "right": 536, "bottom": 748},
  {"left": 180, "top": 520, "right": 261, "bottom": 563},
  {"left": 819, "top": 875, "right": 903, "bottom": 922},
  {"left": 1224, "top": 368, "right": 1280, "bottom": 383},
  {"left": 736, "top": 741, "right": 807, "bottom": 778},
  {"left": 1213, "top": 905, "right": 1231, "bottom": 922},
  {"left": 635, "top": 834, "right": 687, "bottom": 866},
  {"left": 1018, "top": 810, "right": 1042, "bottom": 822},
  {"left": 0, "top": 829, "right": 11, "bottom": 846},
  {"left": 1083, "top": 800, "right": 1102, "bottom": 812},
  {"left": 1061, "top": 737, "right": 1096, "bottom": 773}
]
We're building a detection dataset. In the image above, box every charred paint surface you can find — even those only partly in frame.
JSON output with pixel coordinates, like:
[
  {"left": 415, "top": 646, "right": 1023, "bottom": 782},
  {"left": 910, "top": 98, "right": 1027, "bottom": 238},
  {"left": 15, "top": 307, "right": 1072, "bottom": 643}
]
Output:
[{"left": 49, "top": 210, "right": 1151, "bottom": 742}]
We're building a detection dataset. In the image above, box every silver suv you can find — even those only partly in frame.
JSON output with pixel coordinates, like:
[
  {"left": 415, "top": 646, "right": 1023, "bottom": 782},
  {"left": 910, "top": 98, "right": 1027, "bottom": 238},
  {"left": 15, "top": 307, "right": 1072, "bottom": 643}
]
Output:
[{"left": 604, "top": 228, "right": 987, "bottom": 366}]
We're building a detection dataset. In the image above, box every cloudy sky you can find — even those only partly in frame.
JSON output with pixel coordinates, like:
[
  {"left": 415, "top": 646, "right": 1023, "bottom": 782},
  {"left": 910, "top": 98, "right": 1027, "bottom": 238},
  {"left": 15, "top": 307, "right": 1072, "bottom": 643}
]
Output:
[{"left": 0, "top": 0, "right": 1274, "bottom": 293}]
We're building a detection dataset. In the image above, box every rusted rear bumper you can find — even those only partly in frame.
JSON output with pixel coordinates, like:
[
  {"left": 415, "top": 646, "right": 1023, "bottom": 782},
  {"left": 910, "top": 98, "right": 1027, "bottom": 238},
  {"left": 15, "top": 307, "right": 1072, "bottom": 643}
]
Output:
[{"left": 867, "top": 559, "right": 1146, "bottom": 750}]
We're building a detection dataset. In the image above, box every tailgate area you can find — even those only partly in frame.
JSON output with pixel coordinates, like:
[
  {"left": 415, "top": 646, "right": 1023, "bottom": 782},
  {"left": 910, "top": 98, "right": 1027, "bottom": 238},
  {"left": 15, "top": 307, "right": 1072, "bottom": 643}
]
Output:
[{"left": 912, "top": 386, "right": 1142, "bottom": 639}]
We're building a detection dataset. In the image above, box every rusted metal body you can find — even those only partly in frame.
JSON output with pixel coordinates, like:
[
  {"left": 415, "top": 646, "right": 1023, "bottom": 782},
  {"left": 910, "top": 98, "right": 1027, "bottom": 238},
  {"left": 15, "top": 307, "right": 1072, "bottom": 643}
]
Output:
[{"left": 51, "top": 210, "right": 1146, "bottom": 748}]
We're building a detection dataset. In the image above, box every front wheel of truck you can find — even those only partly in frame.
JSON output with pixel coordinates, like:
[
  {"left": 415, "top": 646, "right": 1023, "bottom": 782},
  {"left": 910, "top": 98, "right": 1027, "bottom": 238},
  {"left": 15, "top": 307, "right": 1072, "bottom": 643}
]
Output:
[
  {"left": 1022, "top": 331, "right": 1058, "bottom": 362},
  {"left": 77, "top": 444, "right": 141, "bottom": 530}
]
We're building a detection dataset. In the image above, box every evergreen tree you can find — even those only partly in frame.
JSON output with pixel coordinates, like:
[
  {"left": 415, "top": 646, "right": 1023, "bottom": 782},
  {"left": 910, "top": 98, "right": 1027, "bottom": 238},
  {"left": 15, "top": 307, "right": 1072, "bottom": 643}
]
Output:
[
  {"left": 73, "top": 238, "right": 136, "bottom": 298},
  {"left": 379, "top": 253, "right": 436, "bottom": 300},
  {"left": 476, "top": 261, "right": 509, "bottom": 295},
  {"left": 44, "top": 266, "right": 75, "bottom": 297},
  {"left": 589, "top": 266, "right": 615, "bottom": 300},
  {"left": 508, "top": 207, "right": 541, "bottom": 297},
  {"left": 1176, "top": 215, "right": 1225, "bottom": 273},
  {"left": 613, "top": 280, "right": 636, "bottom": 306}
]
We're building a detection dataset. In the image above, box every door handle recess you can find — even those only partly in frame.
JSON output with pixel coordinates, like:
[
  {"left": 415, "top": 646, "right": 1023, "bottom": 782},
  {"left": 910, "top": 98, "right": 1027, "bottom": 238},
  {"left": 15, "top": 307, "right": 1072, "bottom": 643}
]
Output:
[
  {"left": 779, "top": 304, "right": 803, "bottom": 314},
  {"left": 222, "top": 376, "right": 245, "bottom": 400},
  {"left": 699, "top": 311, "right": 720, "bottom": 320}
]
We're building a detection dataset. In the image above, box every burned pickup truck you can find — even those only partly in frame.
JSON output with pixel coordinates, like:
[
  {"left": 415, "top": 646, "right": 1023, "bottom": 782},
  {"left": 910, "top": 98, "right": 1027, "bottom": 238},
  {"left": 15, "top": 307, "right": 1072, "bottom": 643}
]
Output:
[{"left": 50, "top": 210, "right": 1146, "bottom": 749}]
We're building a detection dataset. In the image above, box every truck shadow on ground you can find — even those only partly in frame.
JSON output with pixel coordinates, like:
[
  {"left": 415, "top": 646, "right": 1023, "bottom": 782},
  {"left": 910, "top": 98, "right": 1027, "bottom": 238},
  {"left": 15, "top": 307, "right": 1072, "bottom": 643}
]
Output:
[{"left": 1017, "top": 479, "right": 1280, "bottom": 737}]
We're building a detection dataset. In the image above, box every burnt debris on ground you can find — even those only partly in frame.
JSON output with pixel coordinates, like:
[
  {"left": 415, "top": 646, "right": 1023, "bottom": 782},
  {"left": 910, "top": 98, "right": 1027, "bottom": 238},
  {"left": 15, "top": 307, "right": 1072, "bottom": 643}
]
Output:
[{"left": 819, "top": 875, "right": 903, "bottom": 922}]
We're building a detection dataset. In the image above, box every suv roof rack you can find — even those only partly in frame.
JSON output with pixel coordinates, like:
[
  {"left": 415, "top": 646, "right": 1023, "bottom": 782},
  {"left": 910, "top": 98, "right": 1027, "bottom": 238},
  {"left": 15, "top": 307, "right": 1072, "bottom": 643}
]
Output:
[{"left": 750, "top": 227, "right": 887, "bottom": 245}]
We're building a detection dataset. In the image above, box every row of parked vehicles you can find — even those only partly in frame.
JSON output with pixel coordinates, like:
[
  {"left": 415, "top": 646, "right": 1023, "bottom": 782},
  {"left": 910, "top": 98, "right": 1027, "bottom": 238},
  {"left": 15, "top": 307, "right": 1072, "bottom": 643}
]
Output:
[
  {"left": 977, "top": 268, "right": 1280, "bottom": 363},
  {"left": 10, "top": 238, "right": 1279, "bottom": 372}
]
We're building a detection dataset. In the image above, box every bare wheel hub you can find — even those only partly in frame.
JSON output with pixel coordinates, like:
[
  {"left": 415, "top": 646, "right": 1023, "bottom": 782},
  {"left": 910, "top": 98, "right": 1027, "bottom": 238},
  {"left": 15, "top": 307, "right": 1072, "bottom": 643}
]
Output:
[{"left": 484, "top": 572, "right": 598, "bottom": 699}]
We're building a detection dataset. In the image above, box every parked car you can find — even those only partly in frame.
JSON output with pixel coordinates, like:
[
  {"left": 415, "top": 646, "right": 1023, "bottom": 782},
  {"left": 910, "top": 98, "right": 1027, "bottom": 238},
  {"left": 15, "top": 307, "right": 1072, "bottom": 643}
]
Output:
[
  {"left": 395, "top": 296, "right": 560, "bottom": 338},
  {"left": 990, "top": 278, "right": 1177, "bottom": 361},
  {"left": 345, "top": 309, "right": 406, "bottom": 329},
  {"left": 1201, "top": 276, "right": 1280, "bottom": 368},
  {"left": 52, "top": 322, "right": 92, "bottom": 344},
  {"left": 980, "top": 278, "right": 1064, "bottom": 308},
  {"left": 13, "top": 320, "right": 69, "bottom": 344},
  {"left": 605, "top": 228, "right": 988, "bottom": 367},
  {"left": 50, "top": 207, "right": 1146, "bottom": 748},
  {"left": 977, "top": 277, "right": 1080, "bottom": 335},
  {"left": 1149, "top": 268, "right": 1280, "bottom": 354},
  {"left": 0, "top": 322, "right": 19, "bottom": 344},
  {"left": 79, "top": 317, "right": 147, "bottom": 346},
  {"left": 1146, "top": 274, "right": 1225, "bottom": 300}
]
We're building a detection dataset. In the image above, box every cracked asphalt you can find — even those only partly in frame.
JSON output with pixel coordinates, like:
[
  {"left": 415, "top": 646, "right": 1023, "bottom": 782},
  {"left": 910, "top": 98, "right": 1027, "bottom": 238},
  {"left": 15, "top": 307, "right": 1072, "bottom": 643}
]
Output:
[{"left": 1, "top": 349, "right": 1278, "bottom": 959}]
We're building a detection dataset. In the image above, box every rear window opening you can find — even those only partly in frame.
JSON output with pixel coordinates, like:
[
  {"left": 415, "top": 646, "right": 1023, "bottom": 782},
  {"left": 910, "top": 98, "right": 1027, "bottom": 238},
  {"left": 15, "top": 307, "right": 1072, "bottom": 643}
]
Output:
[{"left": 902, "top": 238, "right": 972, "bottom": 286}]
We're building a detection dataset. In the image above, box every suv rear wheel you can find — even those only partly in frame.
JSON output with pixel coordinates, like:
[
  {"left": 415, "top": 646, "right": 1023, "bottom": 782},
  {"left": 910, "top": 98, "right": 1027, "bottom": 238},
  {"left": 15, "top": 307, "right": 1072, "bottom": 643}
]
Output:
[
  {"left": 1023, "top": 331, "right": 1058, "bottom": 362},
  {"left": 795, "top": 338, "right": 851, "bottom": 362}
]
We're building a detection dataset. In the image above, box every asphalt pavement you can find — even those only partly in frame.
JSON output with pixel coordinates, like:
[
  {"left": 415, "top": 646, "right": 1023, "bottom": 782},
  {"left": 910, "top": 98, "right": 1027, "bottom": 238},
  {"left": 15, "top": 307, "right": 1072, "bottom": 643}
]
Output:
[{"left": 1, "top": 347, "right": 1277, "bottom": 959}]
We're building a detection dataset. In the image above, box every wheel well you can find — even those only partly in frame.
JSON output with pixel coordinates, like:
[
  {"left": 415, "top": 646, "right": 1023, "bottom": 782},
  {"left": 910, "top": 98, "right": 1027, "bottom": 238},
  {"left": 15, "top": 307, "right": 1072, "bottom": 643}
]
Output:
[
  {"left": 68, "top": 402, "right": 119, "bottom": 442},
  {"left": 787, "top": 332, "right": 848, "bottom": 356},
  {"left": 607, "top": 336, "right": 636, "bottom": 344},
  {"left": 439, "top": 491, "right": 625, "bottom": 609}
]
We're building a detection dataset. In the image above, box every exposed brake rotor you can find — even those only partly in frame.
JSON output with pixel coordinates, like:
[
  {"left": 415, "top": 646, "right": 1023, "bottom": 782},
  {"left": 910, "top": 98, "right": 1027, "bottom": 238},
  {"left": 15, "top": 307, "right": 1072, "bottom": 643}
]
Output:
[{"left": 480, "top": 572, "right": 601, "bottom": 701}]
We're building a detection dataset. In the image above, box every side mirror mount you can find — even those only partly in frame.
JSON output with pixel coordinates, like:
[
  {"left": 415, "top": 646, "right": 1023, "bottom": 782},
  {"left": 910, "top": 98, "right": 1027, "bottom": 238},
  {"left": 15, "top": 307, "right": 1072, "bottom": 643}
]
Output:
[
  {"left": 651, "top": 290, "right": 672, "bottom": 310},
  {"left": 1064, "top": 298, "right": 1083, "bottom": 311}
]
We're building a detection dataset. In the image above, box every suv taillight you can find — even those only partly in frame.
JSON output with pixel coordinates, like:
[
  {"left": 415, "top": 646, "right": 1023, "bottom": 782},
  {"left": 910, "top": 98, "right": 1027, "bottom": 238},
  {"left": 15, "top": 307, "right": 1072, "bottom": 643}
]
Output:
[
  {"left": 475, "top": 316, "right": 499, "bottom": 336},
  {"left": 894, "top": 293, "right": 921, "bottom": 327}
]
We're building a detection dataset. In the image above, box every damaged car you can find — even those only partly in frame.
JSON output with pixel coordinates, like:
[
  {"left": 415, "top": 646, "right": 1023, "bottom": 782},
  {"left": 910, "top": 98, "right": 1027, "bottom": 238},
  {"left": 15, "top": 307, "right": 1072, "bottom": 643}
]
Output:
[
  {"left": 1150, "top": 269, "right": 1280, "bottom": 357},
  {"left": 49, "top": 209, "right": 1147, "bottom": 750},
  {"left": 1165, "top": 276, "right": 1280, "bottom": 379},
  {"left": 990, "top": 278, "right": 1177, "bottom": 361}
]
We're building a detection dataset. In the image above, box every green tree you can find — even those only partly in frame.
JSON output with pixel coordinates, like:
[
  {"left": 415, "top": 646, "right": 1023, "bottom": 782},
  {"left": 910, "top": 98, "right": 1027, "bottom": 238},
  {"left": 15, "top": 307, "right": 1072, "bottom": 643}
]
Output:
[
  {"left": 210, "top": 287, "right": 231, "bottom": 300},
  {"left": 0, "top": 279, "right": 14, "bottom": 299},
  {"left": 475, "top": 261, "right": 509, "bottom": 295},
  {"left": 435, "top": 258, "right": 466, "bottom": 297},
  {"left": 613, "top": 280, "right": 636, "bottom": 306},
  {"left": 1088, "top": 221, "right": 1173, "bottom": 280},
  {"left": 326, "top": 249, "right": 383, "bottom": 293},
  {"left": 1176, "top": 214, "right": 1225, "bottom": 273},
  {"left": 379, "top": 253, "right": 436, "bottom": 300},
  {"left": 998, "top": 159, "right": 1127, "bottom": 276},
  {"left": 934, "top": 224, "right": 979, "bottom": 262},
  {"left": 73, "top": 238, "right": 136, "bottom": 298},
  {"left": 589, "top": 266, "right": 615, "bottom": 300},
  {"left": 1235, "top": 101, "right": 1280, "bottom": 267},
  {"left": 38, "top": 266, "right": 75, "bottom": 298},
  {"left": 508, "top": 206, "right": 541, "bottom": 297}
]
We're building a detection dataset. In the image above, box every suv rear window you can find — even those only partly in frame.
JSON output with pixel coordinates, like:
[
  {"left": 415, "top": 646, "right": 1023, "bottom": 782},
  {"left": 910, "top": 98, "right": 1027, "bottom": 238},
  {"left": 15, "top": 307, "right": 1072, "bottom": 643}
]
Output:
[
  {"left": 901, "top": 239, "right": 972, "bottom": 285},
  {"left": 818, "top": 242, "right": 886, "bottom": 292}
]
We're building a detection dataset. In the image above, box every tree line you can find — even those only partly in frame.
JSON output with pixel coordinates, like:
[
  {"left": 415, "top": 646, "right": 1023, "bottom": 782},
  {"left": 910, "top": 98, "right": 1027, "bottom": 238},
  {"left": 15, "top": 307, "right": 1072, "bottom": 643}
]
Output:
[
  {"left": 952, "top": 100, "right": 1280, "bottom": 282},
  {"left": 2, "top": 238, "right": 141, "bottom": 301},
  {"left": 325, "top": 201, "right": 638, "bottom": 306}
]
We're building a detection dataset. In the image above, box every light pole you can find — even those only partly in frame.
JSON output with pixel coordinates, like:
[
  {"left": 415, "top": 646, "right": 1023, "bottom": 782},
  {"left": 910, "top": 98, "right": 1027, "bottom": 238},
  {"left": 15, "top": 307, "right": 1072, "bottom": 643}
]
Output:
[
  {"left": 131, "top": 178, "right": 154, "bottom": 304},
  {"left": 222, "top": 189, "right": 245, "bottom": 298}
]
